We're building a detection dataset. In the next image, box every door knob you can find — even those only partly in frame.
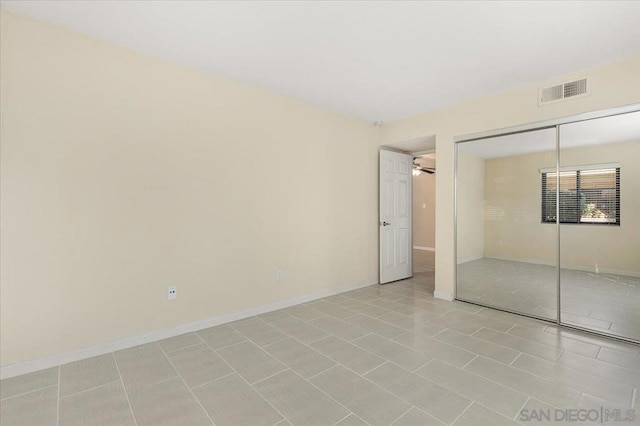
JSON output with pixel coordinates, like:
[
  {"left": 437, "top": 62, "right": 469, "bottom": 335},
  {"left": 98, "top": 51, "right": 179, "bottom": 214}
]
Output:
[{"left": 382, "top": 221, "right": 391, "bottom": 226}]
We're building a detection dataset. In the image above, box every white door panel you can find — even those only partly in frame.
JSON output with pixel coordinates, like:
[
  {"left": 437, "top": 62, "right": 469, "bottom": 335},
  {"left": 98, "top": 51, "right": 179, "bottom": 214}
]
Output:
[{"left": 380, "top": 150, "right": 412, "bottom": 284}]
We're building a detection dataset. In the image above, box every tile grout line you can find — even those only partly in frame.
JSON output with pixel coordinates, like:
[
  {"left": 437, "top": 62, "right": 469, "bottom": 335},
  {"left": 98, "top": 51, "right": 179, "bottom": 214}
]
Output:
[
  {"left": 455, "top": 355, "right": 542, "bottom": 402},
  {"left": 509, "top": 352, "right": 523, "bottom": 366},
  {"left": 464, "top": 327, "right": 569, "bottom": 363},
  {"left": 375, "top": 359, "right": 487, "bottom": 421},
  {"left": 332, "top": 334, "right": 416, "bottom": 373},
  {"left": 269, "top": 322, "right": 332, "bottom": 346},
  {"left": 159, "top": 347, "right": 217, "bottom": 426},
  {"left": 461, "top": 354, "right": 605, "bottom": 410},
  {"left": 305, "top": 332, "right": 334, "bottom": 345},
  {"left": 448, "top": 400, "right": 475, "bottom": 426},
  {"left": 111, "top": 353, "right": 140, "bottom": 426},
  {"left": 258, "top": 335, "right": 291, "bottom": 349},
  {"left": 249, "top": 367, "right": 291, "bottom": 387},
  {"left": 359, "top": 360, "right": 391, "bottom": 378},
  {"left": 279, "top": 307, "right": 325, "bottom": 323},
  {"left": 188, "top": 371, "right": 236, "bottom": 391},
  {"left": 420, "top": 348, "right": 558, "bottom": 424},
  {"left": 331, "top": 355, "right": 468, "bottom": 424},
  {"left": 389, "top": 405, "right": 415, "bottom": 425},
  {"left": 595, "top": 344, "right": 602, "bottom": 359},
  {"left": 542, "top": 326, "right": 640, "bottom": 356},
  {"left": 274, "top": 327, "right": 393, "bottom": 382},
  {"left": 299, "top": 304, "right": 359, "bottom": 323},
  {"left": 228, "top": 320, "right": 297, "bottom": 348},
  {"left": 204, "top": 336, "right": 250, "bottom": 351},
  {"left": 161, "top": 339, "right": 205, "bottom": 355},
  {"left": 460, "top": 398, "right": 528, "bottom": 425},
  {"left": 259, "top": 311, "right": 293, "bottom": 323},
  {"left": 59, "top": 379, "right": 122, "bottom": 400},
  {"left": 513, "top": 396, "right": 531, "bottom": 421},
  {"left": 430, "top": 328, "right": 447, "bottom": 339},
  {"left": 412, "top": 357, "right": 434, "bottom": 373},
  {"left": 350, "top": 333, "right": 372, "bottom": 345},
  {"left": 346, "top": 315, "right": 406, "bottom": 339},
  {"left": 225, "top": 316, "right": 372, "bottom": 393},
  {"left": 431, "top": 328, "right": 517, "bottom": 361},
  {"left": 460, "top": 354, "right": 479, "bottom": 370},
  {"left": 306, "top": 364, "right": 339, "bottom": 382},
  {"left": 200, "top": 336, "right": 292, "bottom": 425},
  {"left": 388, "top": 330, "right": 478, "bottom": 367},
  {"left": 294, "top": 368, "right": 363, "bottom": 421},
  {"left": 0, "top": 383, "right": 59, "bottom": 402},
  {"left": 219, "top": 330, "right": 291, "bottom": 379},
  {"left": 330, "top": 412, "right": 353, "bottom": 426}
]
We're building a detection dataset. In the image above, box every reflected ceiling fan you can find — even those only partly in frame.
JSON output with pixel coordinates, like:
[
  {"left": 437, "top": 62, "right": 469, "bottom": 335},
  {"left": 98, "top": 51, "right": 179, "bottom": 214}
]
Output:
[{"left": 413, "top": 159, "right": 435, "bottom": 175}]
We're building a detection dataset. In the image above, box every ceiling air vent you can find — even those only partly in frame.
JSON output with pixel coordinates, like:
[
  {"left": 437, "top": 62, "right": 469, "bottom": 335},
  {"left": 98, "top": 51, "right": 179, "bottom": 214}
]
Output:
[{"left": 538, "top": 78, "right": 589, "bottom": 106}]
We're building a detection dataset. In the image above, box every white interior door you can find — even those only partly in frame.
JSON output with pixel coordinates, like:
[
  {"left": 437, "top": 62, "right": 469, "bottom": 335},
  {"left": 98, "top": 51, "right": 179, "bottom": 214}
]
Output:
[{"left": 379, "top": 150, "right": 412, "bottom": 284}]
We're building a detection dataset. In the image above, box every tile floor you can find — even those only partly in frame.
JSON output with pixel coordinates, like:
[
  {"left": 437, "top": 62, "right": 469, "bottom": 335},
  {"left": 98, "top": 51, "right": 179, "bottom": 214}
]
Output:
[
  {"left": 2, "top": 251, "right": 639, "bottom": 426},
  {"left": 457, "top": 257, "right": 640, "bottom": 341}
]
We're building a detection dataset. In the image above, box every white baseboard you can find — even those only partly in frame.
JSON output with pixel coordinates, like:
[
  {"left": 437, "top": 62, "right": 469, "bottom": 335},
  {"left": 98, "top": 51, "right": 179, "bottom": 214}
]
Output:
[
  {"left": 433, "top": 291, "right": 454, "bottom": 301},
  {"left": 484, "top": 255, "right": 640, "bottom": 278},
  {"left": 456, "top": 256, "right": 484, "bottom": 265},
  {"left": 1, "top": 279, "right": 377, "bottom": 380},
  {"left": 413, "top": 246, "right": 435, "bottom": 252}
]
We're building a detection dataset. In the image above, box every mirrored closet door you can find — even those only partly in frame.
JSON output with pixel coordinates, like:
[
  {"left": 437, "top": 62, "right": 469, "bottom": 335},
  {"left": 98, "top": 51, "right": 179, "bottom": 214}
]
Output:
[
  {"left": 558, "top": 111, "right": 640, "bottom": 341},
  {"left": 456, "top": 127, "right": 558, "bottom": 321},
  {"left": 455, "top": 108, "right": 640, "bottom": 343}
]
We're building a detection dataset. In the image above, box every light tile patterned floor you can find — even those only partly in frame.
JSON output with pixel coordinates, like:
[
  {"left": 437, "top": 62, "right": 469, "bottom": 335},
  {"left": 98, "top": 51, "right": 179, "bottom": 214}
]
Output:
[
  {"left": 1, "top": 251, "right": 639, "bottom": 425},
  {"left": 457, "top": 257, "right": 640, "bottom": 341}
]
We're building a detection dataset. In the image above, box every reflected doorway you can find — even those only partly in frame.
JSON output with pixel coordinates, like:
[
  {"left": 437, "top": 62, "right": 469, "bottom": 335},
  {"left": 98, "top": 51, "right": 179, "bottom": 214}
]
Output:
[{"left": 412, "top": 154, "right": 436, "bottom": 294}]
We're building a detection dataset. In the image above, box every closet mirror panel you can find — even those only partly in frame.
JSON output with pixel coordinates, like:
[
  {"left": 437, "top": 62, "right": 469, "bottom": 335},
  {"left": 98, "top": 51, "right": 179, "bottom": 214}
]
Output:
[
  {"left": 558, "top": 111, "right": 640, "bottom": 341},
  {"left": 456, "top": 128, "right": 558, "bottom": 320}
]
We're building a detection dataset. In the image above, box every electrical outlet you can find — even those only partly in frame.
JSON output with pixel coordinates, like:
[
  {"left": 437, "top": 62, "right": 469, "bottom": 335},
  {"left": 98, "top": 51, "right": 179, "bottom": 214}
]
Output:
[
  {"left": 276, "top": 270, "right": 284, "bottom": 281},
  {"left": 168, "top": 286, "right": 177, "bottom": 301}
]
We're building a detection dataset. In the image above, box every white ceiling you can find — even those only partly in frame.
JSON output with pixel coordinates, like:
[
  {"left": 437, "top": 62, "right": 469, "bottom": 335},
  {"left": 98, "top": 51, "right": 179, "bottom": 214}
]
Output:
[
  {"left": 458, "top": 111, "right": 640, "bottom": 159},
  {"left": 458, "top": 128, "right": 557, "bottom": 159},
  {"left": 2, "top": 1, "right": 640, "bottom": 123}
]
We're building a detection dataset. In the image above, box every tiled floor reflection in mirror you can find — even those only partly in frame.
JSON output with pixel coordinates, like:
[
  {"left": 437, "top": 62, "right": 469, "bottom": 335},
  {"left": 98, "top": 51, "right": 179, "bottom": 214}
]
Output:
[{"left": 457, "top": 257, "right": 640, "bottom": 341}]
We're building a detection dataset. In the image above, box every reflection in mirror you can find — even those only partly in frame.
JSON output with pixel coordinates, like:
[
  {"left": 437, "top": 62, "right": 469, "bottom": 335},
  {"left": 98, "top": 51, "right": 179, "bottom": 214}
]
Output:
[
  {"left": 456, "top": 128, "right": 558, "bottom": 320},
  {"left": 559, "top": 111, "right": 640, "bottom": 342}
]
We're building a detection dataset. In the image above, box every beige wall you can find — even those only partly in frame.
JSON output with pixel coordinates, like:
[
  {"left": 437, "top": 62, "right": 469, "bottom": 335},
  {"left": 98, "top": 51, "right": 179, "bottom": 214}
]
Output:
[
  {"left": 3, "top": 8, "right": 640, "bottom": 368},
  {"left": 382, "top": 55, "right": 640, "bottom": 298},
  {"left": 0, "top": 10, "right": 379, "bottom": 366},
  {"left": 412, "top": 172, "right": 435, "bottom": 249},
  {"left": 484, "top": 141, "right": 640, "bottom": 276},
  {"left": 456, "top": 151, "right": 485, "bottom": 263}
]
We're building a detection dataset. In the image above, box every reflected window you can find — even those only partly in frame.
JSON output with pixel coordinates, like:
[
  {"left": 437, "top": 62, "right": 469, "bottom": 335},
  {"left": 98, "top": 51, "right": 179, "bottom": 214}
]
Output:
[{"left": 541, "top": 166, "right": 620, "bottom": 225}]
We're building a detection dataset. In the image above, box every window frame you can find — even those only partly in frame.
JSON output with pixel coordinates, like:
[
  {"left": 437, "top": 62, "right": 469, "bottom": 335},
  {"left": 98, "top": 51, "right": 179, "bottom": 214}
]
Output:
[{"left": 540, "top": 167, "right": 620, "bottom": 226}]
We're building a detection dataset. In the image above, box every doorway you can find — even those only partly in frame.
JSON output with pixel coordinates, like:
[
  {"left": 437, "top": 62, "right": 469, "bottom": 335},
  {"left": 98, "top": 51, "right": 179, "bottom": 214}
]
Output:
[
  {"left": 412, "top": 154, "right": 436, "bottom": 292},
  {"left": 379, "top": 137, "right": 436, "bottom": 294}
]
